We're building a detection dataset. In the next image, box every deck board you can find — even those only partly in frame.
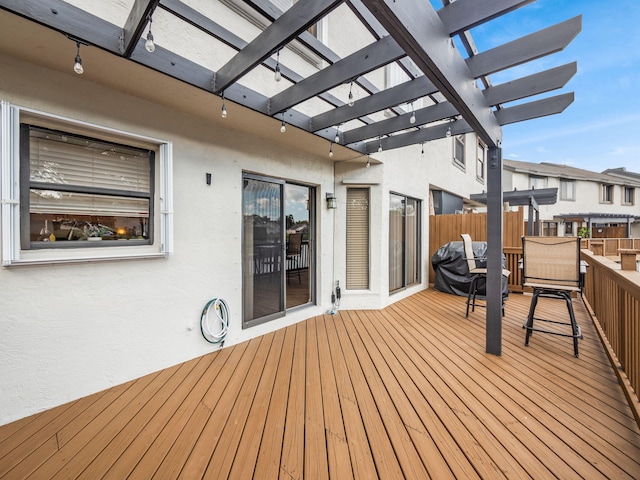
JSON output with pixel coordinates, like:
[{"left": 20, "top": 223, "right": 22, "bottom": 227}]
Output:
[{"left": 1, "top": 289, "right": 640, "bottom": 479}]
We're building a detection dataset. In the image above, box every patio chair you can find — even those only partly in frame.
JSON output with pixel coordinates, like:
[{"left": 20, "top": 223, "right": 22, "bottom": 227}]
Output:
[
  {"left": 286, "top": 233, "right": 302, "bottom": 284},
  {"left": 461, "top": 234, "right": 510, "bottom": 318},
  {"left": 521, "top": 236, "right": 583, "bottom": 357}
]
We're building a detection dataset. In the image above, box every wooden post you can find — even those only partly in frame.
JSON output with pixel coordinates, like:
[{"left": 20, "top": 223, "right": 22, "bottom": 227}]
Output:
[
  {"left": 591, "top": 241, "right": 604, "bottom": 256},
  {"left": 486, "top": 146, "right": 503, "bottom": 356},
  {"left": 618, "top": 249, "right": 639, "bottom": 271}
]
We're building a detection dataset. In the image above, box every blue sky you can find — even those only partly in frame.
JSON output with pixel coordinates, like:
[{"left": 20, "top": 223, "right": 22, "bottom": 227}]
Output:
[{"left": 452, "top": 0, "right": 640, "bottom": 173}]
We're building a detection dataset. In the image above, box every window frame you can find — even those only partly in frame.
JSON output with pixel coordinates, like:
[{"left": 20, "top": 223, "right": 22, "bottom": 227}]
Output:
[
  {"left": 453, "top": 134, "right": 465, "bottom": 169},
  {"left": 476, "top": 141, "right": 485, "bottom": 182},
  {"left": 0, "top": 101, "right": 173, "bottom": 266},
  {"left": 529, "top": 175, "right": 547, "bottom": 190},
  {"left": 600, "top": 183, "right": 613, "bottom": 204},
  {"left": 559, "top": 179, "right": 575, "bottom": 201},
  {"left": 19, "top": 124, "right": 155, "bottom": 250},
  {"left": 622, "top": 186, "right": 635, "bottom": 206}
]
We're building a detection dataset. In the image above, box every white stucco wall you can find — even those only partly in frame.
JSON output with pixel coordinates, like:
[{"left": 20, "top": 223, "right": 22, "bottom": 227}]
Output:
[{"left": 0, "top": 54, "right": 343, "bottom": 425}]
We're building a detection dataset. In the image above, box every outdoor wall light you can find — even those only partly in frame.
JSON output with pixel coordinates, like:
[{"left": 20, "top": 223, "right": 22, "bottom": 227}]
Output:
[
  {"left": 326, "top": 192, "right": 337, "bottom": 209},
  {"left": 206, "top": 172, "right": 212, "bottom": 185}
]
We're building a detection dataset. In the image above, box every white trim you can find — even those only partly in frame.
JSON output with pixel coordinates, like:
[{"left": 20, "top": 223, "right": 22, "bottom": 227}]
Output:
[
  {"left": 0, "top": 101, "right": 174, "bottom": 266},
  {"left": 0, "top": 101, "right": 20, "bottom": 265}
]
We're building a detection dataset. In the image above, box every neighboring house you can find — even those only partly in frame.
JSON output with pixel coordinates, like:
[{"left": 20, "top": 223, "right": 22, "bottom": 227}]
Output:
[
  {"left": 503, "top": 160, "right": 640, "bottom": 237},
  {"left": 0, "top": 1, "right": 577, "bottom": 425}
]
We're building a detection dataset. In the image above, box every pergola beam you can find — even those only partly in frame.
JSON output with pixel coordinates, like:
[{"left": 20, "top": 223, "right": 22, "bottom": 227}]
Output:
[
  {"left": 269, "top": 35, "right": 405, "bottom": 115},
  {"left": 484, "top": 62, "right": 577, "bottom": 106},
  {"left": 121, "top": 0, "right": 160, "bottom": 57},
  {"left": 362, "top": 118, "right": 473, "bottom": 153},
  {"left": 495, "top": 93, "right": 574, "bottom": 125},
  {"left": 311, "top": 75, "right": 438, "bottom": 132},
  {"left": 438, "top": 0, "right": 534, "bottom": 36},
  {"left": 344, "top": 101, "right": 457, "bottom": 145},
  {"left": 362, "top": 0, "right": 502, "bottom": 147},
  {"left": 467, "top": 16, "right": 582, "bottom": 78},
  {"left": 214, "top": 0, "right": 343, "bottom": 93}
]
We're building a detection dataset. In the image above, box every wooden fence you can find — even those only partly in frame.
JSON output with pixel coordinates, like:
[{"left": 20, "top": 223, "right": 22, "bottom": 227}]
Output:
[
  {"left": 581, "top": 238, "right": 640, "bottom": 256},
  {"left": 428, "top": 208, "right": 524, "bottom": 290},
  {"left": 581, "top": 250, "right": 640, "bottom": 424}
]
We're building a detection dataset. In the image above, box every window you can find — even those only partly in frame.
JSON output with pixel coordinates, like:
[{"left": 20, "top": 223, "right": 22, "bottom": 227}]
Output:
[
  {"left": 346, "top": 188, "right": 369, "bottom": 290},
  {"left": 529, "top": 175, "right": 547, "bottom": 190},
  {"left": 564, "top": 221, "right": 574, "bottom": 235},
  {"left": 542, "top": 221, "right": 557, "bottom": 237},
  {"left": 453, "top": 135, "right": 465, "bottom": 167},
  {"left": 0, "top": 102, "right": 173, "bottom": 266},
  {"left": 600, "top": 184, "right": 613, "bottom": 203},
  {"left": 560, "top": 180, "right": 575, "bottom": 200},
  {"left": 21, "top": 125, "right": 153, "bottom": 249},
  {"left": 623, "top": 186, "right": 635, "bottom": 205},
  {"left": 476, "top": 142, "right": 485, "bottom": 181},
  {"left": 389, "top": 193, "right": 421, "bottom": 293}
]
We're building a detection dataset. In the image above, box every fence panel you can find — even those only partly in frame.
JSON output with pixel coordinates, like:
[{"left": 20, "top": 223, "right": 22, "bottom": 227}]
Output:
[{"left": 428, "top": 208, "right": 524, "bottom": 288}]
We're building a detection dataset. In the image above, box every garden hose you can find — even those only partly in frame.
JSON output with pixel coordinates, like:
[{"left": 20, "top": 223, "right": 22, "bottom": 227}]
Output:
[{"left": 200, "top": 298, "right": 230, "bottom": 345}]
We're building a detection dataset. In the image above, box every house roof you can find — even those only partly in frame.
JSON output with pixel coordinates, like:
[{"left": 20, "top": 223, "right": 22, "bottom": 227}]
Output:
[
  {"left": 504, "top": 159, "right": 640, "bottom": 187},
  {"left": 0, "top": 0, "right": 581, "bottom": 158},
  {"left": 602, "top": 167, "right": 640, "bottom": 182}
]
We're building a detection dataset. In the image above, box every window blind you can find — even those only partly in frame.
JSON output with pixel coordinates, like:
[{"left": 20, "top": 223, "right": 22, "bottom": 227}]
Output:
[
  {"left": 28, "top": 127, "right": 151, "bottom": 217},
  {"left": 346, "top": 188, "right": 369, "bottom": 290}
]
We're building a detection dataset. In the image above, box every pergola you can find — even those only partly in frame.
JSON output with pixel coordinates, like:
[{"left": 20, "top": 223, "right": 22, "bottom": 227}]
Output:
[
  {"left": 471, "top": 187, "right": 559, "bottom": 236},
  {"left": 0, "top": 0, "right": 580, "bottom": 355}
]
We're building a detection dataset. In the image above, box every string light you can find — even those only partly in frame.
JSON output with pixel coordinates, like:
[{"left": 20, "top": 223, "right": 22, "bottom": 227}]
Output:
[
  {"left": 221, "top": 92, "right": 227, "bottom": 118},
  {"left": 274, "top": 49, "right": 282, "bottom": 82},
  {"left": 446, "top": 125, "right": 452, "bottom": 137},
  {"left": 280, "top": 112, "right": 286, "bottom": 133},
  {"left": 366, "top": 155, "right": 371, "bottom": 168},
  {"left": 377, "top": 136, "right": 383, "bottom": 153},
  {"left": 145, "top": 16, "right": 155, "bottom": 53},
  {"left": 421, "top": 142, "right": 425, "bottom": 155},
  {"left": 348, "top": 81, "right": 354, "bottom": 107},
  {"left": 334, "top": 125, "right": 340, "bottom": 144},
  {"left": 73, "top": 41, "right": 84, "bottom": 75},
  {"left": 409, "top": 102, "right": 416, "bottom": 124},
  {"left": 329, "top": 142, "right": 334, "bottom": 158}
]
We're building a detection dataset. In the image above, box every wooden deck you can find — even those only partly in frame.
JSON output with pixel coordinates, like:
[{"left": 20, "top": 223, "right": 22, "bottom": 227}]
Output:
[{"left": 1, "top": 289, "right": 640, "bottom": 479}]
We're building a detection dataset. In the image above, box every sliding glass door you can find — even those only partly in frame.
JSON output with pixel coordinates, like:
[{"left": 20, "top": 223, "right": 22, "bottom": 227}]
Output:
[
  {"left": 389, "top": 193, "right": 421, "bottom": 293},
  {"left": 242, "top": 173, "right": 314, "bottom": 328}
]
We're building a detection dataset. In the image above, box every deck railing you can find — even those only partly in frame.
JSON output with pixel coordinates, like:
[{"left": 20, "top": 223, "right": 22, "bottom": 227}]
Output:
[
  {"left": 581, "top": 238, "right": 640, "bottom": 256},
  {"left": 581, "top": 249, "right": 640, "bottom": 423}
]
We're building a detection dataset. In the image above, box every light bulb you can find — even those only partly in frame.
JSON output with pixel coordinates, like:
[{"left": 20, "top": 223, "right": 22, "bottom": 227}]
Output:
[
  {"left": 377, "top": 143, "right": 383, "bottom": 153},
  {"left": 348, "top": 91, "right": 354, "bottom": 107},
  {"left": 446, "top": 126, "right": 452, "bottom": 137},
  {"left": 329, "top": 147, "right": 334, "bottom": 158},
  {"left": 366, "top": 157, "right": 371, "bottom": 168},
  {"left": 410, "top": 111, "right": 416, "bottom": 124},
  {"left": 421, "top": 142, "right": 425, "bottom": 155},
  {"left": 73, "top": 55, "right": 84, "bottom": 75},
  {"left": 334, "top": 133, "right": 340, "bottom": 143},
  {"left": 280, "top": 122, "right": 286, "bottom": 133},
  {"left": 221, "top": 104, "right": 227, "bottom": 118},
  {"left": 145, "top": 31, "right": 155, "bottom": 52},
  {"left": 274, "top": 64, "right": 282, "bottom": 82}
]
